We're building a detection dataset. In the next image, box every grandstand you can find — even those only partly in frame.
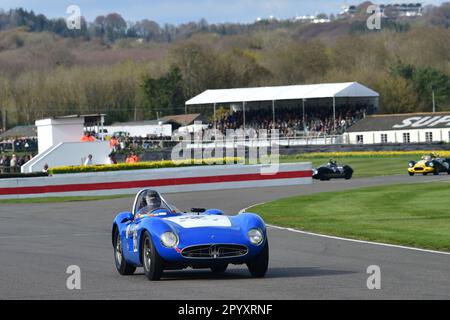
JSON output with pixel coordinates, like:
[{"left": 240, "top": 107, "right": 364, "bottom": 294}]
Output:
[{"left": 185, "top": 82, "right": 379, "bottom": 137}]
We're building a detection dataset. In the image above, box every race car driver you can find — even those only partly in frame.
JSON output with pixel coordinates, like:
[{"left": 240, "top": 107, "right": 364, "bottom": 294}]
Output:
[{"left": 136, "top": 191, "right": 163, "bottom": 217}]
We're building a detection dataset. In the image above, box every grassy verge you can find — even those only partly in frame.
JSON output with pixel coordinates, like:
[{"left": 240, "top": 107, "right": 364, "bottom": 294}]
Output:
[
  {"left": 0, "top": 194, "right": 132, "bottom": 204},
  {"left": 250, "top": 182, "right": 450, "bottom": 252}
]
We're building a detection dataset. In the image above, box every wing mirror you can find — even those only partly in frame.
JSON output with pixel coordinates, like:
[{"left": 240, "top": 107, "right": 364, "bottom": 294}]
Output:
[{"left": 191, "top": 208, "right": 206, "bottom": 214}]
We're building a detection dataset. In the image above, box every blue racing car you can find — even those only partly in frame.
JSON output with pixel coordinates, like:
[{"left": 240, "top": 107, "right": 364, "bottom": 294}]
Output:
[{"left": 112, "top": 189, "right": 269, "bottom": 281}]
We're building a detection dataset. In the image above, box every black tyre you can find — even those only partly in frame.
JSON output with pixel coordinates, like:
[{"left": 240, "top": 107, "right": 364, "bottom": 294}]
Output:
[
  {"left": 247, "top": 241, "right": 269, "bottom": 278},
  {"left": 344, "top": 167, "right": 353, "bottom": 180},
  {"left": 409, "top": 172, "right": 414, "bottom": 176},
  {"left": 141, "top": 231, "right": 164, "bottom": 281},
  {"left": 113, "top": 227, "right": 136, "bottom": 276},
  {"left": 211, "top": 263, "right": 228, "bottom": 274},
  {"left": 423, "top": 173, "right": 428, "bottom": 176}
]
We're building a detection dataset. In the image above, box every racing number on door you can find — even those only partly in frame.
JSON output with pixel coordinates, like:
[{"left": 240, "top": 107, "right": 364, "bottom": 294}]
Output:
[{"left": 126, "top": 224, "right": 139, "bottom": 252}]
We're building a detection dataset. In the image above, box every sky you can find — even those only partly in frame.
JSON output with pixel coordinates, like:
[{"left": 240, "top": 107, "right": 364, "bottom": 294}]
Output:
[{"left": 0, "top": 0, "right": 447, "bottom": 25}]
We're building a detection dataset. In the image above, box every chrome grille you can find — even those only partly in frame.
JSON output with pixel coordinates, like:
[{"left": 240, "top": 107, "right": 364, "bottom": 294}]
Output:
[{"left": 181, "top": 244, "right": 248, "bottom": 259}]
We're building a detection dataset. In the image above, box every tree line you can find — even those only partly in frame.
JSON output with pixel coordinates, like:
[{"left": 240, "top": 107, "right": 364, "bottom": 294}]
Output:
[
  {"left": 1, "top": 3, "right": 450, "bottom": 43},
  {"left": 0, "top": 3, "right": 450, "bottom": 130}
]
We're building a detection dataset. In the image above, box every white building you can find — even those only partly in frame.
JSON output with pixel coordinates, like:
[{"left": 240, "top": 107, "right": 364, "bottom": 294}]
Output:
[
  {"left": 103, "top": 120, "right": 173, "bottom": 138},
  {"left": 22, "top": 114, "right": 110, "bottom": 173},
  {"left": 346, "top": 113, "right": 450, "bottom": 145},
  {"left": 340, "top": 3, "right": 423, "bottom": 18},
  {"left": 340, "top": 5, "right": 357, "bottom": 17},
  {"left": 380, "top": 3, "right": 423, "bottom": 17}
]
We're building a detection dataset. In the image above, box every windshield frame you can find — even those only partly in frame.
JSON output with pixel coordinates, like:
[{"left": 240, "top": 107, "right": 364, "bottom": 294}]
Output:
[{"left": 132, "top": 190, "right": 179, "bottom": 218}]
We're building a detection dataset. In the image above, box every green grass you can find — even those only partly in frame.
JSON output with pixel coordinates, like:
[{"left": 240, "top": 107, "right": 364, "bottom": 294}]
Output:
[
  {"left": 251, "top": 182, "right": 450, "bottom": 252},
  {"left": 281, "top": 155, "right": 418, "bottom": 177},
  {"left": 0, "top": 194, "right": 132, "bottom": 204}
]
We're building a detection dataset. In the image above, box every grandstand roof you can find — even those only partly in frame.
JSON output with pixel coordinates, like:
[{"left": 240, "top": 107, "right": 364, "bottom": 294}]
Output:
[
  {"left": 0, "top": 125, "right": 37, "bottom": 140},
  {"left": 186, "top": 82, "right": 379, "bottom": 105},
  {"left": 161, "top": 113, "right": 207, "bottom": 126}
]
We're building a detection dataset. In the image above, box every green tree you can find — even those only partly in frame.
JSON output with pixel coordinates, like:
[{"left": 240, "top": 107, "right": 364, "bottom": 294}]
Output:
[
  {"left": 391, "top": 62, "right": 450, "bottom": 111},
  {"left": 269, "top": 41, "right": 329, "bottom": 84},
  {"left": 413, "top": 67, "right": 450, "bottom": 111},
  {"left": 375, "top": 75, "right": 419, "bottom": 114},
  {"left": 0, "top": 74, "right": 13, "bottom": 131},
  {"left": 170, "top": 42, "right": 218, "bottom": 98},
  {"left": 141, "top": 66, "right": 186, "bottom": 119}
]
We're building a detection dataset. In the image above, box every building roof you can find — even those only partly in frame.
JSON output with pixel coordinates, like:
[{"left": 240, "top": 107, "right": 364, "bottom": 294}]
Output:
[
  {"left": 160, "top": 114, "right": 206, "bottom": 126},
  {"left": 347, "top": 112, "right": 450, "bottom": 133},
  {"left": 0, "top": 125, "right": 37, "bottom": 140},
  {"left": 186, "top": 82, "right": 379, "bottom": 105}
]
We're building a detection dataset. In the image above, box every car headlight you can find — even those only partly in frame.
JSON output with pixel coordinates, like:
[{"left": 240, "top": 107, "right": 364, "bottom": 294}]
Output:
[
  {"left": 429, "top": 162, "right": 434, "bottom": 167},
  {"left": 248, "top": 229, "right": 264, "bottom": 246},
  {"left": 160, "top": 232, "right": 179, "bottom": 248},
  {"left": 313, "top": 169, "right": 318, "bottom": 175},
  {"left": 408, "top": 163, "right": 414, "bottom": 168}
]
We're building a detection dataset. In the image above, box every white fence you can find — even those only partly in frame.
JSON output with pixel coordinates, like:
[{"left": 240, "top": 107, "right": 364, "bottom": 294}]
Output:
[
  {"left": 182, "top": 135, "right": 346, "bottom": 149},
  {"left": 0, "top": 163, "right": 312, "bottom": 200}
]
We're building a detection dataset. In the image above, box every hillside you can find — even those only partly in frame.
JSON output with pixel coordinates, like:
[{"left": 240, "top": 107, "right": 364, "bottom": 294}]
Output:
[{"left": 0, "top": 3, "right": 449, "bottom": 130}]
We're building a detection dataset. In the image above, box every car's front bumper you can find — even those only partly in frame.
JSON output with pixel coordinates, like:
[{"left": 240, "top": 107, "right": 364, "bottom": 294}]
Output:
[{"left": 408, "top": 167, "right": 434, "bottom": 174}]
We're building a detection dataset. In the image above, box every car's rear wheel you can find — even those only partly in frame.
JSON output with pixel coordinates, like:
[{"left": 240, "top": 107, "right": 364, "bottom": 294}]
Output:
[
  {"left": 211, "top": 263, "right": 228, "bottom": 274},
  {"left": 247, "top": 241, "right": 269, "bottom": 278},
  {"left": 423, "top": 173, "right": 428, "bottom": 176},
  {"left": 141, "top": 231, "right": 164, "bottom": 281},
  {"left": 113, "top": 228, "right": 136, "bottom": 276}
]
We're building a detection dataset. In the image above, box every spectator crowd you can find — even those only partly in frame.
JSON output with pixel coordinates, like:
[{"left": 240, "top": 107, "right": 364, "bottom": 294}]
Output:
[
  {"left": 214, "top": 105, "right": 368, "bottom": 137},
  {"left": 0, "top": 138, "right": 38, "bottom": 153},
  {"left": 0, "top": 153, "right": 35, "bottom": 173},
  {"left": 79, "top": 106, "right": 369, "bottom": 156}
]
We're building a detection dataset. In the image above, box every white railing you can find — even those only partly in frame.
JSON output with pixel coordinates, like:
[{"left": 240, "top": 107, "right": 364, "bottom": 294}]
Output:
[{"left": 179, "top": 135, "right": 346, "bottom": 149}]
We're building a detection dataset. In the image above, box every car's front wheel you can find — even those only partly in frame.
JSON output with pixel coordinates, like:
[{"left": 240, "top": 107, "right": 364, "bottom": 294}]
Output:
[
  {"left": 141, "top": 231, "right": 164, "bottom": 281},
  {"left": 247, "top": 241, "right": 269, "bottom": 278},
  {"left": 409, "top": 172, "right": 414, "bottom": 176},
  {"left": 113, "top": 228, "right": 136, "bottom": 276}
]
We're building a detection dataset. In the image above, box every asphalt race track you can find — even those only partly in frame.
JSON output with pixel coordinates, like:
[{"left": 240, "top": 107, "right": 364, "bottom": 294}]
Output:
[{"left": 1, "top": 175, "right": 450, "bottom": 300}]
